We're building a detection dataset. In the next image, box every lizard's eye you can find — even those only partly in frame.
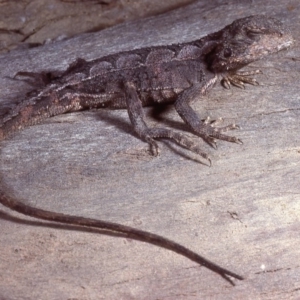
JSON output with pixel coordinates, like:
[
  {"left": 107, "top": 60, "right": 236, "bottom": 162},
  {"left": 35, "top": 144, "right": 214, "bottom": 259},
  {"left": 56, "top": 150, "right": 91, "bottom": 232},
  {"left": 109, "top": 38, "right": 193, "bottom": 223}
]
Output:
[{"left": 223, "top": 48, "right": 232, "bottom": 58}]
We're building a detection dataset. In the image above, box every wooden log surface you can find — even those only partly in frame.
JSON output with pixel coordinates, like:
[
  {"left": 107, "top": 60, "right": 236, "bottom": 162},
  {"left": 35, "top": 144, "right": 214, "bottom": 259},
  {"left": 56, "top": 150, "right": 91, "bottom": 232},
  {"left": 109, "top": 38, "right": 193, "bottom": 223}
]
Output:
[{"left": 0, "top": 0, "right": 300, "bottom": 299}]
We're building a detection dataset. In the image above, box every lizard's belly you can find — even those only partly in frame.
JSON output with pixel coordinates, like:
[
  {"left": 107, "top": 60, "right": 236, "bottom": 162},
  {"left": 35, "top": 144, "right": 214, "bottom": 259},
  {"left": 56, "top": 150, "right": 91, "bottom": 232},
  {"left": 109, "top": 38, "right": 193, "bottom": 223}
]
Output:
[{"left": 139, "top": 88, "right": 182, "bottom": 106}]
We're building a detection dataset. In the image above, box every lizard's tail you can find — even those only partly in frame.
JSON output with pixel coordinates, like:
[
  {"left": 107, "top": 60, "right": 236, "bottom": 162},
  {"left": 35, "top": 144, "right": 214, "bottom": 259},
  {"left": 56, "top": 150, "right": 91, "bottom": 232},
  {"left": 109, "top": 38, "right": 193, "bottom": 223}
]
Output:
[{"left": 0, "top": 189, "right": 244, "bottom": 284}]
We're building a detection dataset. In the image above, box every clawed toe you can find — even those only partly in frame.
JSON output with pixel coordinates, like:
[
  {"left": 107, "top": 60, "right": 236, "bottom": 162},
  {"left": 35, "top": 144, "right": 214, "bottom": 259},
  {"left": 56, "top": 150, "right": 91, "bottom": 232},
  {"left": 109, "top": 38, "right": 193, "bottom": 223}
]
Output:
[
  {"left": 202, "top": 135, "right": 217, "bottom": 149},
  {"left": 203, "top": 117, "right": 239, "bottom": 133},
  {"left": 222, "top": 69, "right": 262, "bottom": 89},
  {"left": 210, "top": 117, "right": 224, "bottom": 127},
  {"left": 234, "top": 137, "right": 243, "bottom": 145},
  {"left": 145, "top": 136, "right": 159, "bottom": 156},
  {"left": 200, "top": 121, "right": 242, "bottom": 146},
  {"left": 216, "top": 123, "right": 239, "bottom": 132}
]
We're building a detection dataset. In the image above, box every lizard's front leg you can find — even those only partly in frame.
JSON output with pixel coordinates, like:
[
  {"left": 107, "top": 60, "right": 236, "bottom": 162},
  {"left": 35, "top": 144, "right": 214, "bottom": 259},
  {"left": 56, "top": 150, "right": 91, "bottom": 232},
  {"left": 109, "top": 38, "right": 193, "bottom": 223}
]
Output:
[
  {"left": 174, "top": 83, "right": 242, "bottom": 146},
  {"left": 124, "top": 82, "right": 212, "bottom": 161}
]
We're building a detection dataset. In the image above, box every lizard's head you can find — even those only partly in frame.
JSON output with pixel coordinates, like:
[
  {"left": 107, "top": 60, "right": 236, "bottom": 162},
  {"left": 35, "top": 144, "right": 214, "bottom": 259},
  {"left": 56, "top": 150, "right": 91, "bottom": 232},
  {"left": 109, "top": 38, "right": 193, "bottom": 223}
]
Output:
[{"left": 209, "top": 15, "right": 294, "bottom": 73}]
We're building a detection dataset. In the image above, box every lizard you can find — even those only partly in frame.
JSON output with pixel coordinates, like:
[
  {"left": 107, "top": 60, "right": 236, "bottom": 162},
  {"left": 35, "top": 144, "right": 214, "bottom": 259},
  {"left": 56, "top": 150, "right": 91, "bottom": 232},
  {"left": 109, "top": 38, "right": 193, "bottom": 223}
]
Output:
[{"left": 0, "top": 15, "right": 294, "bottom": 285}]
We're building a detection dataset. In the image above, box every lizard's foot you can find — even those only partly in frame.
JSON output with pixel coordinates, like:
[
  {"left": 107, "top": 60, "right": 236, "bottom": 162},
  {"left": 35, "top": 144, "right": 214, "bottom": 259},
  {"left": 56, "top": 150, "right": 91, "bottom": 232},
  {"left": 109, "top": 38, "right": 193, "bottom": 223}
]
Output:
[
  {"left": 197, "top": 120, "right": 242, "bottom": 148},
  {"left": 222, "top": 69, "right": 262, "bottom": 89},
  {"left": 203, "top": 116, "right": 239, "bottom": 131},
  {"left": 143, "top": 128, "right": 211, "bottom": 163}
]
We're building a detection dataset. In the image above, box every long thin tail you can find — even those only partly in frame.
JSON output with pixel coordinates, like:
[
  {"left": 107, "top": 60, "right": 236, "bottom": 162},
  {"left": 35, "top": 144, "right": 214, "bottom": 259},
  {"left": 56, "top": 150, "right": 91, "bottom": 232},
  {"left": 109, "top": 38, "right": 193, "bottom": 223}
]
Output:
[{"left": 0, "top": 190, "right": 244, "bottom": 284}]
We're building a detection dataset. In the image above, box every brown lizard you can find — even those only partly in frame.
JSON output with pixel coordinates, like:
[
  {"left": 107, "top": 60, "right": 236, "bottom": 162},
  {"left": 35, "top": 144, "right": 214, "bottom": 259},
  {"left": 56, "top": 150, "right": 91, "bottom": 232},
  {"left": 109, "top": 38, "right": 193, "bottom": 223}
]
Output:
[{"left": 0, "top": 15, "right": 294, "bottom": 284}]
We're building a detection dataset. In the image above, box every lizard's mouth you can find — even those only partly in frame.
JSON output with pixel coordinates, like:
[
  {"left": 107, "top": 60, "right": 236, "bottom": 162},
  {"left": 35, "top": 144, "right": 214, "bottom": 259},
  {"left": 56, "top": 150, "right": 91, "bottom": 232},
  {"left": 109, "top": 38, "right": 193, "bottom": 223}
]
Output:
[
  {"left": 211, "top": 31, "right": 294, "bottom": 73},
  {"left": 242, "top": 32, "right": 294, "bottom": 62}
]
